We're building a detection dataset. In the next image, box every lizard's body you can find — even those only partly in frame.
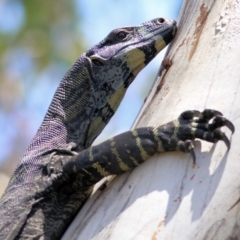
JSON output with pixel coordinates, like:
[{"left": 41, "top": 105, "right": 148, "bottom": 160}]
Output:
[{"left": 0, "top": 18, "right": 234, "bottom": 239}]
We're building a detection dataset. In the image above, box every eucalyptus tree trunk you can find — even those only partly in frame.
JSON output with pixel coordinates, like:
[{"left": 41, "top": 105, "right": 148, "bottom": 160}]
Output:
[{"left": 62, "top": 0, "right": 240, "bottom": 239}]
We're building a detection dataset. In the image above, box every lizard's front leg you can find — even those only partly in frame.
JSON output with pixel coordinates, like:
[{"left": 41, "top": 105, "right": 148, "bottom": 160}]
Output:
[{"left": 62, "top": 109, "right": 234, "bottom": 186}]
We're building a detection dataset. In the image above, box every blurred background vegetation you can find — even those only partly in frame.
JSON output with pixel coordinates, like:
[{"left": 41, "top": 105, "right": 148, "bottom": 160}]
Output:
[
  {"left": 0, "top": 0, "right": 85, "bottom": 181},
  {"left": 0, "top": 0, "right": 182, "bottom": 195}
]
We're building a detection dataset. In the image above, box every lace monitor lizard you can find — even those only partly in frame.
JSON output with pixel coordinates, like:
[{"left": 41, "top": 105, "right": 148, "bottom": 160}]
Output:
[{"left": 0, "top": 17, "right": 234, "bottom": 239}]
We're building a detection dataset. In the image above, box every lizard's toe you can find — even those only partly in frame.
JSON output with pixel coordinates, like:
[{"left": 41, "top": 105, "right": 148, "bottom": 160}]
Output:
[
  {"left": 198, "top": 109, "right": 223, "bottom": 123},
  {"left": 191, "top": 115, "right": 234, "bottom": 134},
  {"left": 180, "top": 109, "right": 222, "bottom": 122},
  {"left": 178, "top": 140, "right": 196, "bottom": 164},
  {"left": 193, "top": 128, "right": 231, "bottom": 150},
  {"left": 180, "top": 110, "right": 201, "bottom": 120},
  {"left": 208, "top": 115, "right": 235, "bottom": 133}
]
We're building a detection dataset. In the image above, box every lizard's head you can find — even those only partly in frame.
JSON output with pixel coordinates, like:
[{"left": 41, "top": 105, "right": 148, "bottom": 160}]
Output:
[
  {"left": 84, "top": 18, "right": 177, "bottom": 146},
  {"left": 86, "top": 18, "right": 177, "bottom": 92}
]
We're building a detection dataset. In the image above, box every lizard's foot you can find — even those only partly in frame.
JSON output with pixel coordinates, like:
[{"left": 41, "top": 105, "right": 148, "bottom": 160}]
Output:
[{"left": 159, "top": 109, "right": 234, "bottom": 164}]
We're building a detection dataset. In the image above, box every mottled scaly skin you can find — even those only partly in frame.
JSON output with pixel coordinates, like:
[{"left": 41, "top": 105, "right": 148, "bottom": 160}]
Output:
[{"left": 0, "top": 18, "right": 234, "bottom": 239}]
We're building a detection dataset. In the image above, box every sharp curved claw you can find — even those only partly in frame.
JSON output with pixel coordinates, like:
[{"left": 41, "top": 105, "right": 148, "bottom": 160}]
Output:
[
  {"left": 222, "top": 133, "right": 231, "bottom": 150},
  {"left": 190, "top": 148, "right": 196, "bottom": 165},
  {"left": 211, "top": 109, "right": 223, "bottom": 116},
  {"left": 185, "top": 140, "right": 196, "bottom": 164},
  {"left": 225, "top": 119, "right": 235, "bottom": 134}
]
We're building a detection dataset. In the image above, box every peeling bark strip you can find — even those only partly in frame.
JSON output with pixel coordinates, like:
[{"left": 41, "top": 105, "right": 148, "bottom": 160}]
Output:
[
  {"left": 188, "top": 4, "right": 209, "bottom": 60},
  {"left": 62, "top": 0, "right": 240, "bottom": 239}
]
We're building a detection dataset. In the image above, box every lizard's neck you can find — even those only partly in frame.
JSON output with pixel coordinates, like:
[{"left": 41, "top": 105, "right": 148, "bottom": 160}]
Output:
[{"left": 22, "top": 56, "right": 97, "bottom": 163}]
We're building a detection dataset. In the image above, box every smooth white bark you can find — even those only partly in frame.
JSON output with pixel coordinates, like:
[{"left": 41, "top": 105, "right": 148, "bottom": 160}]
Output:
[{"left": 63, "top": 0, "right": 240, "bottom": 239}]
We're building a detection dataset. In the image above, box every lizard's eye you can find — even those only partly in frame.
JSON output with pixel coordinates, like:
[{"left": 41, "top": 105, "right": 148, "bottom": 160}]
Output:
[{"left": 116, "top": 31, "right": 128, "bottom": 40}]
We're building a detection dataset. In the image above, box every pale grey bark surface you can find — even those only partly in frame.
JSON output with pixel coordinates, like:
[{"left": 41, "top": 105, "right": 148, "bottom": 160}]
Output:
[{"left": 63, "top": 0, "right": 240, "bottom": 239}]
